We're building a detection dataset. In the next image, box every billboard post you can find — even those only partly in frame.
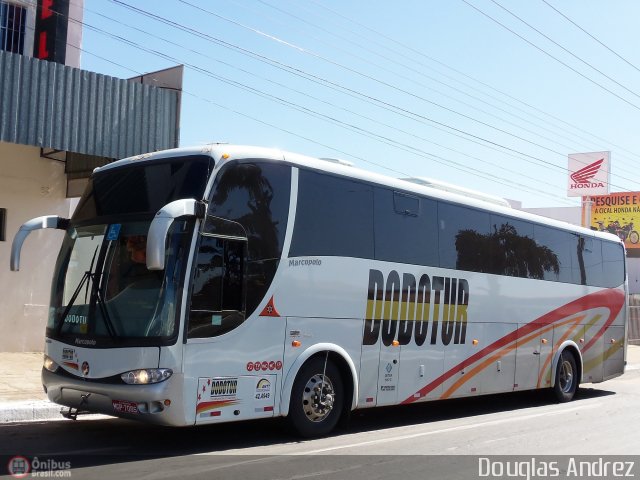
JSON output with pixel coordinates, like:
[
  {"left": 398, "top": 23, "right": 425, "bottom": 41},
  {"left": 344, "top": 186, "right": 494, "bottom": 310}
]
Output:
[{"left": 582, "top": 196, "right": 593, "bottom": 228}]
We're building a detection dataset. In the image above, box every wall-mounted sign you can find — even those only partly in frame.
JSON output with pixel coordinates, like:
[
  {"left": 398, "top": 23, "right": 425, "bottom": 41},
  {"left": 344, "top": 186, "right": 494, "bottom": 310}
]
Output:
[
  {"left": 568, "top": 151, "right": 610, "bottom": 197},
  {"left": 33, "top": 0, "right": 70, "bottom": 64}
]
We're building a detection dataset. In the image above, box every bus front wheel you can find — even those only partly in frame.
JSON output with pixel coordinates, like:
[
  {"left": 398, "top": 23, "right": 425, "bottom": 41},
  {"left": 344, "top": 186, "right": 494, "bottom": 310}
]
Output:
[
  {"left": 287, "top": 356, "right": 344, "bottom": 438},
  {"left": 553, "top": 350, "right": 578, "bottom": 402}
]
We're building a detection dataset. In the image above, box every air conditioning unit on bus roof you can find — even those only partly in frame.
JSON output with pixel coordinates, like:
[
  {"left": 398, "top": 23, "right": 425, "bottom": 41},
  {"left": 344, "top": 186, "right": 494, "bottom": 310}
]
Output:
[
  {"left": 319, "top": 157, "right": 354, "bottom": 167},
  {"left": 402, "top": 177, "right": 511, "bottom": 208}
]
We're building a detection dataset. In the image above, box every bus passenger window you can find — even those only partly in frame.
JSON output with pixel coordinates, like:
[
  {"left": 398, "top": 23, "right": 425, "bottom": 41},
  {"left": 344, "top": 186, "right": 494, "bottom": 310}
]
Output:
[
  {"left": 374, "top": 188, "right": 438, "bottom": 266},
  {"left": 602, "top": 241, "right": 625, "bottom": 288},
  {"left": 533, "top": 226, "right": 572, "bottom": 283},
  {"left": 290, "top": 170, "right": 374, "bottom": 258},
  {"left": 438, "top": 202, "right": 490, "bottom": 272}
]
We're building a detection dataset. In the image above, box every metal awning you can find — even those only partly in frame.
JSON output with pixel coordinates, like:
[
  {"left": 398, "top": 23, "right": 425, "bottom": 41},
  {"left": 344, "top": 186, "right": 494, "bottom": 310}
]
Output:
[{"left": 0, "top": 50, "right": 182, "bottom": 196}]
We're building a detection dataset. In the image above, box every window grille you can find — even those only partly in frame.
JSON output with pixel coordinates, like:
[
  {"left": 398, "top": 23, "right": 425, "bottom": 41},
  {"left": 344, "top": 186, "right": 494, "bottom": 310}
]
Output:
[{"left": 0, "top": 1, "right": 26, "bottom": 54}]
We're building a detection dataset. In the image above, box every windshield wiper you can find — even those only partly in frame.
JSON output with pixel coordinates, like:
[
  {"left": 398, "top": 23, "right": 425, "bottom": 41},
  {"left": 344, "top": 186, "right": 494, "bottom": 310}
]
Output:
[
  {"left": 93, "top": 279, "right": 118, "bottom": 338},
  {"left": 56, "top": 245, "right": 118, "bottom": 339}
]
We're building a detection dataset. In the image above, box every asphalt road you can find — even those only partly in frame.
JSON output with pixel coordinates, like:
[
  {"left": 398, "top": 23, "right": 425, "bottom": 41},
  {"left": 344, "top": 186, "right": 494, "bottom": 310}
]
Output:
[{"left": 2, "top": 366, "right": 640, "bottom": 479}]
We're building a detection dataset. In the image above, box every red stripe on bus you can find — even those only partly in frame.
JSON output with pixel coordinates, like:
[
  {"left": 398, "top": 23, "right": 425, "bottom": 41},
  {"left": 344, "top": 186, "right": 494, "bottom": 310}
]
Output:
[{"left": 401, "top": 288, "right": 625, "bottom": 404}]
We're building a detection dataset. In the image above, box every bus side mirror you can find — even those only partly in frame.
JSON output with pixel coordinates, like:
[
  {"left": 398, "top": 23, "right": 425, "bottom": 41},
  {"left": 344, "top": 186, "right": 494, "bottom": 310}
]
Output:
[
  {"left": 10, "top": 216, "right": 70, "bottom": 271},
  {"left": 147, "top": 199, "right": 205, "bottom": 271}
]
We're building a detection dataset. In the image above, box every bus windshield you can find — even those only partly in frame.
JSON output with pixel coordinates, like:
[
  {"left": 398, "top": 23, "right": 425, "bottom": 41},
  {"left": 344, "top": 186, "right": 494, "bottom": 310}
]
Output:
[
  {"left": 45, "top": 155, "right": 213, "bottom": 347},
  {"left": 47, "top": 219, "right": 193, "bottom": 346}
]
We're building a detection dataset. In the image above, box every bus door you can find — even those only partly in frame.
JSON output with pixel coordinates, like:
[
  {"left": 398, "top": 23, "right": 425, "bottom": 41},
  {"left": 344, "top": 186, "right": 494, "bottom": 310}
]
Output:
[
  {"left": 377, "top": 322, "right": 400, "bottom": 406},
  {"left": 442, "top": 323, "right": 485, "bottom": 398},
  {"left": 514, "top": 323, "right": 553, "bottom": 391},
  {"left": 359, "top": 319, "right": 381, "bottom": 408},
  {"left": 184, "top": 219, "right": 282, "bottom": 424},
  {"left": 359, "top": 319, "right": 400, "bottom": 407},
  {"left": 603, "top": 325, "right": 625, "bottom": 379},
  {"left": 477, "top": 322, "right": 517, "bottom": 395}
]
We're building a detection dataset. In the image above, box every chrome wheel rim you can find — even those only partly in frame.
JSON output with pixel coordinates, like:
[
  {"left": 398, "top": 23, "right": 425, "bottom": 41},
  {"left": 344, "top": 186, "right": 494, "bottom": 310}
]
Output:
[
  {"left": 559, "top": 359, "right": 574, "bottom": 393},
  {"left": 302, "top": 374, "right": 335, "bottom": 422}
]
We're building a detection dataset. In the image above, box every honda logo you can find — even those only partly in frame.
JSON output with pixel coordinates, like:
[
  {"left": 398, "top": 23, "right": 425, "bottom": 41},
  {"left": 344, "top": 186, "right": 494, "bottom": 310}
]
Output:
[{"left": 570, "top": 158, "right": 604, "bottom": 186}]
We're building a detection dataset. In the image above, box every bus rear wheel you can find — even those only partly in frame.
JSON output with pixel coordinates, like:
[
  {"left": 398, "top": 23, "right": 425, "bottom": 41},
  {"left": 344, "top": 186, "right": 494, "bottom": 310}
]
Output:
[
  {"left": 553, "top": 350, "right": 578, "bottom": 402},
  {"left": 287, "top": 356, "right": 344, "bottom": 438}
]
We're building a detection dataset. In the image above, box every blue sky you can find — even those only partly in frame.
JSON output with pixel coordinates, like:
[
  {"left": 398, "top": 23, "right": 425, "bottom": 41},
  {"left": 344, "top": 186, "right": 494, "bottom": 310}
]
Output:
[{"left": 80, "top": 0, "right": 640, "bottom": 208}]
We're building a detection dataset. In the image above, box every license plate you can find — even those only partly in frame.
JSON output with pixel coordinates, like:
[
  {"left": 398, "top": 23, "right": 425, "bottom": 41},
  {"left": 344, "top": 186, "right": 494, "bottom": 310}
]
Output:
[{"left": 112, "top": 400, "right": 139, "bottom": 414}]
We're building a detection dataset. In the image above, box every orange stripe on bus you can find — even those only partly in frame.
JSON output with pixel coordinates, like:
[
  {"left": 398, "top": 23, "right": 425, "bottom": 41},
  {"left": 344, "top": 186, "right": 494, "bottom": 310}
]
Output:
[
  {"left": 441, "top": 315, "right": 584, "bottom": 399},
  {"left": 536, "top": 319, "right": 587, "bottom": 388}
]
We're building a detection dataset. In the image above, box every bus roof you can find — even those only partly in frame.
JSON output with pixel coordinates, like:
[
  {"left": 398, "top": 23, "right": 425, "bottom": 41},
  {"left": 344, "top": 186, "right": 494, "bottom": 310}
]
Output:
[{"left": 99, "top": 144, "right": 622, "bottom": 245}]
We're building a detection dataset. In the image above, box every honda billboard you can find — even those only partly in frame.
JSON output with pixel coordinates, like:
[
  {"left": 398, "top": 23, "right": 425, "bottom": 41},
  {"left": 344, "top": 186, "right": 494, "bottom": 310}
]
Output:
[{"left": 567, "top": 151, "right": 610, "bottom": 197}]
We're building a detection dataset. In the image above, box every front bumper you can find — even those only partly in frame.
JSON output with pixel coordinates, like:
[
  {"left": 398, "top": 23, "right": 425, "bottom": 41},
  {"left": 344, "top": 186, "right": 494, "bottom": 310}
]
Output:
[{"left": 42, "top": 368, "right": 188, "bottom": 426}]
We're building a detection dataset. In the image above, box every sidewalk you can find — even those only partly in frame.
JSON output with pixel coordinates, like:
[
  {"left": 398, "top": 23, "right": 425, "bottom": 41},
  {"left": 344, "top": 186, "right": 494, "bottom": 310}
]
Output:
[
  {"left": 0, "top": 352, "right": 62, "bottom": 423},
  {"left": 1, "top": 346, "right": 639, "bottom": 423}
]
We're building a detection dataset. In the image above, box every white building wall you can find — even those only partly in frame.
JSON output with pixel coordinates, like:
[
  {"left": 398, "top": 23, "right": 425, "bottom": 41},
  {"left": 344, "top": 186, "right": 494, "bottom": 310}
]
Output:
[
  {"left": 66, "top": 0, "right": 84, "bottom": 68},
  {"left": 0, "top": 142, "right": 70, "bottom": 352},
  {"left": 522, "top": 206, "right": 582, "bottom": 226}
]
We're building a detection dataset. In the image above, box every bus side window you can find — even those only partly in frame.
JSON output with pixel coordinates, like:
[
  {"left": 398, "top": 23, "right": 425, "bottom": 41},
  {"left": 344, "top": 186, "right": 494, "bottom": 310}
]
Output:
[
  {"left": 602, "top": 241, "right": 625, "bottom": 288},
  {"left": 438, "top": 202, "right": 491, "bottom": 272},
  {"left": 575, "top": 236, "right": 604, "bottom": 286},
  {"left": 374, "top": 188, "right": 438, "bottom": 266},
  {"left": 290, "top": 170, "right": 374, "bottom": 258},
  {"left": 188, "top": 235, "right": 246, "bottom": 339},
  {"left": 533, "top": 226, "right": 573, "bottom": 283}
]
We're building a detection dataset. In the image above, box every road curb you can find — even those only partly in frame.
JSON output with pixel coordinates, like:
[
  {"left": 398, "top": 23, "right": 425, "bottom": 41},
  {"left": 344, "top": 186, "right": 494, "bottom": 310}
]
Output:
[{"left": 0, "top": 400, "right": 62, "bottom": 423}]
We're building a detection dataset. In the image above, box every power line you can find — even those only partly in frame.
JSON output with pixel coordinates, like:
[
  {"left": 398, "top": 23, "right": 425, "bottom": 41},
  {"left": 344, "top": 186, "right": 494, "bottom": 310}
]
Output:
[
  {"left": 304, "top": 0, "right": 640, "bottom": 173},
  {"left": 461, "top": 0, "right": 640, "bottom": 112},
  {"left": 83, "top": 4, "right": 572, "bottom": 193},
  {"left": 168, "top": 0, "right": 640, "bottom": 186},
  {"left": 248, "top": 0, "right": 640, "bottom": 179},
  {"left": 175, "top": 0, "right": 577, "bottom": 159},
  {"left": 90, "top": 6, "right": 566, "bottom": 183},
  {"left": 66, "top": 0, "right": 571, "bottom": 183},
  {"left": 308, "top": 0, "right": 640, "bottom": 163},
  {"left": 89, "top": 0, "right": 639, "bottom": 194},
  {"left": 61, "top": 6, "right": 580, "bottom": 203},
  {"left": 239, "top": 0, "right": 604, "bottom": 160},
  {"left": 541, "top": 0, "right": 640, "bottom": 75},
  {"left": 489, "top": 0, "right": 640, "bottom": 101},
  {"left": 105, "top": 0, "right": 574, "bottom": 171}
]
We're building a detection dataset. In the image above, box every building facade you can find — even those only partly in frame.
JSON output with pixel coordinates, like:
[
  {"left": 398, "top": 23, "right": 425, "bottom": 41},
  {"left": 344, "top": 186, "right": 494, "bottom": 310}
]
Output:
[{"left": 0, "top": 0, "right": 182, "bottom": 351}]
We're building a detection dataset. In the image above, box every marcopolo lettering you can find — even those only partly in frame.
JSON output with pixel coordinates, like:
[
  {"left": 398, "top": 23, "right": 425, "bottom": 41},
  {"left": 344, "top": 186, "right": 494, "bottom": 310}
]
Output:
[
  {"left": 289, "top": 259, "right": 322, "bottom": 267},
  {"left": 363, "top": 269, "right": 469, "bottom": 347}
]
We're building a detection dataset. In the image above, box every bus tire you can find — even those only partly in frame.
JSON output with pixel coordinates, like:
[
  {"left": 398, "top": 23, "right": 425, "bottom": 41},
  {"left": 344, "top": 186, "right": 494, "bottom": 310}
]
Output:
[
  {"left": 553, "top": 350, "right": 578, "bottom": 402},
  {"left": 287, "top": 356, "right": 344, "bottom": 438}
]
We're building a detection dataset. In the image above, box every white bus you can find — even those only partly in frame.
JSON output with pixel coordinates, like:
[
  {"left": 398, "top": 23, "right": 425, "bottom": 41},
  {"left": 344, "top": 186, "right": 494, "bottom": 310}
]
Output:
[{"left": 11, "top": 144, "right": 627, "bottom": 437}]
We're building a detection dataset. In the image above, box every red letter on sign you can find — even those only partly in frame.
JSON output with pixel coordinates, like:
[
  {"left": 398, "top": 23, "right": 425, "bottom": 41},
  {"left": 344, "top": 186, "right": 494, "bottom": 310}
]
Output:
[
  {"left": 38, "top": 31, "right": 49, "bottom": 59},
  {"left": 42, "top": 0, "right": 54, "bottom": 19}
]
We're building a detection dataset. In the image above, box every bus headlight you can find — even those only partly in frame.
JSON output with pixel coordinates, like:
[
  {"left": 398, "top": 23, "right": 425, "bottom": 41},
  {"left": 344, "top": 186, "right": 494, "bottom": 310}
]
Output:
[
  {"left": 121, "top": 368, "right": 173, "bottom": 385},
  {"left": 43, "top": 355, "right": 59, "bottom": 373}
]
